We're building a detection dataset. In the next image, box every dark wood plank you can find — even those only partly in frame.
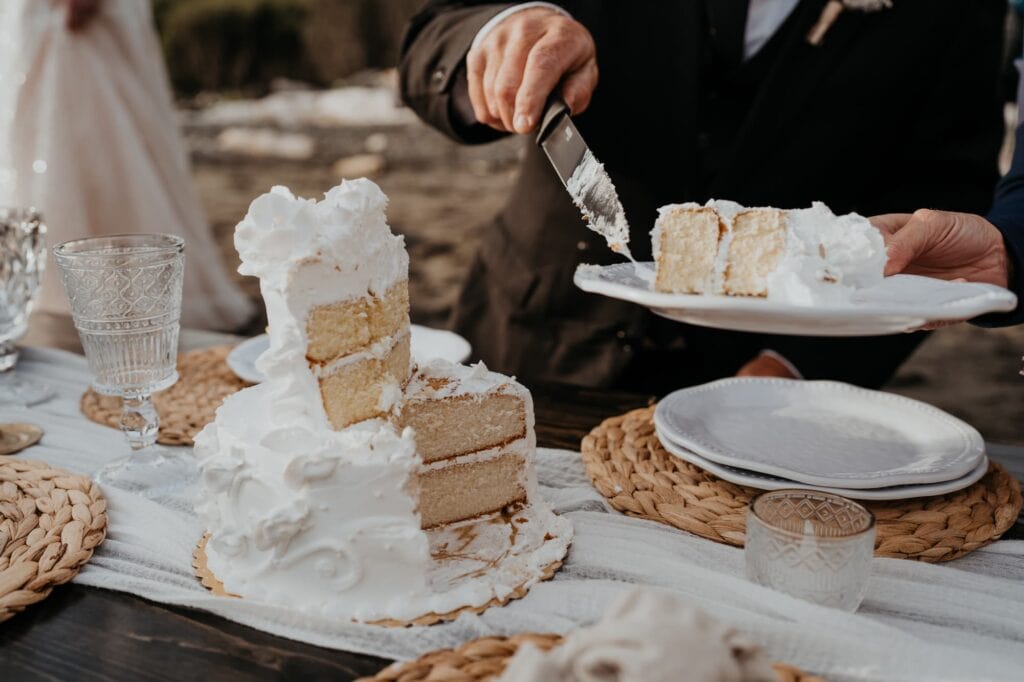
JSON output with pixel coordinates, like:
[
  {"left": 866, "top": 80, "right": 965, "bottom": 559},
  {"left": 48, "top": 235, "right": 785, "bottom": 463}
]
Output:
[
  {"left": 532, "top": 379, "right": 654, "bottom": 451},
  {"left": 0, "top": 586, "right": 387, "bottom": 681}
]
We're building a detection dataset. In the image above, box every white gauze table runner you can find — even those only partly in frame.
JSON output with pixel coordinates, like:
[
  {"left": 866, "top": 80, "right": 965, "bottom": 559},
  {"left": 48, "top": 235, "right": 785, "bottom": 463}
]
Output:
[{"left": 8, "top": 347, "right": 1024, "bottom": 682}]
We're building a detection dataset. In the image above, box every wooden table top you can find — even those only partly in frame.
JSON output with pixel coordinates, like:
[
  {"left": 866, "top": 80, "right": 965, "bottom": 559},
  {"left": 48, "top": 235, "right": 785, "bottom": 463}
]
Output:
[{"left": 1, "top": 312, "right": 654, "bottom": 681}]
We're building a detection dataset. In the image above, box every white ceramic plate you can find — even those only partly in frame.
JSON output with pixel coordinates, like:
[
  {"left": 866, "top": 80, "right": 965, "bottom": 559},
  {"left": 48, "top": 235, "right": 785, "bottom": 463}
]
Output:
[
  {"left": 573, "top": 263, "right": 1017, "bottom": 336},
  {"left": 655, "top": 423, "right": 990, "bottom": 501},
  {"left": 227, "top": 325, "right": 473, "bottom": 384},
  {"left": 654, "top": 378, "right": 985, "bottom": 489}
]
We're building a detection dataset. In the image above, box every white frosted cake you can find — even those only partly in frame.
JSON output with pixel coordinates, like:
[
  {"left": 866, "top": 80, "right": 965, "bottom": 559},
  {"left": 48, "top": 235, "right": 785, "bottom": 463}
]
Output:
[
  {"left": 194, "top": 179, "right": 571, "bottom": 623},
  {"left": 651, "top": 200, "right": 886, "bottom": 304}
]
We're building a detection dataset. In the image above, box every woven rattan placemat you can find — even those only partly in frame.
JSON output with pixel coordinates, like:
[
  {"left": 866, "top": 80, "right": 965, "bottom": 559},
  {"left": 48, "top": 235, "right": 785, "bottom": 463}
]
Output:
[
  {"left": 0, "top": 458, "right": 108, "bottom": 622},
  {"left": 81, "top": 345, "right": 249, "bottom": 446},
  {"left": 193, "top": 533, "right": 565, "bottom": 628},
  {"left": 359, "top": 633, "right": 822, "bottom": 681},
  {"left": 581, "top": 407, "right": 1022, "bottom": 562}
]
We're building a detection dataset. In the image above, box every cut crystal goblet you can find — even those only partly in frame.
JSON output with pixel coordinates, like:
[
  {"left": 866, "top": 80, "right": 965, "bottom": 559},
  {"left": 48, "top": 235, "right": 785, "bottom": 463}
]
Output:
[{"left": 53, "top": 234, "right": 185, "bottom": 485}]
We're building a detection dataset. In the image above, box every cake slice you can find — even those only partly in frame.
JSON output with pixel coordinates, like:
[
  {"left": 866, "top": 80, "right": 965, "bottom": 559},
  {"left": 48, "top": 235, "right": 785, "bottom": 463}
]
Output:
[
  {"left": 650, "top": 200, "right": 886, "bottom": 303},
  {"left": 400, "top": 360, "right": 532, "bottom": 529},
  {"left": 722, "top": 209, "right": 787, "bottom": 296},
  {"left": 652, "top": 204, "right": 723, "bottom": 294}
]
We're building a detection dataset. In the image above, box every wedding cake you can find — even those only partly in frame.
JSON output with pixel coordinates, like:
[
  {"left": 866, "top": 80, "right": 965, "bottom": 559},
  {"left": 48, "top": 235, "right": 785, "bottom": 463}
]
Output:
[
  {"left": 194, "top": 179, "right": 571, "bottom": 623},
  {"left": 651, "top": 200, "right": 886, "bottom": 304}
]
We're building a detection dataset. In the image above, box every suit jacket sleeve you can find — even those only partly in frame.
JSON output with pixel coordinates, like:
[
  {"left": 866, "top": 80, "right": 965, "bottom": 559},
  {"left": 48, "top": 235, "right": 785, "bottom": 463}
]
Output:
[
  {"left": 978, "top": 123, "right": 1024, "bottom": 326},
  {"left": 399, "top": 2, "right": 516, "bottom": 145}
]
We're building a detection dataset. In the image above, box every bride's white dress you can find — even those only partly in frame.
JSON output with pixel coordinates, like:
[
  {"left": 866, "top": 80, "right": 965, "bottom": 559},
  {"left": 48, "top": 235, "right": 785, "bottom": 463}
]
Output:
[{"left": 0, "top": 0, "right": 255, "bottom": 331}]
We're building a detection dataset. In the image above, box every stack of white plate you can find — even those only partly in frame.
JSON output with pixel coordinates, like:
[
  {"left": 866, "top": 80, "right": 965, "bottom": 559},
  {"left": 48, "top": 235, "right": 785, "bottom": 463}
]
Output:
[{"left": 654, "top": 378, "right": 989, "bottom": 501}]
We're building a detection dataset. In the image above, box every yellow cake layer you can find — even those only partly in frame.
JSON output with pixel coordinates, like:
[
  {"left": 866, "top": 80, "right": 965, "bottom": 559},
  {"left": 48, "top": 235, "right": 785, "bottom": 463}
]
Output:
[
  {"left": 398, "top": 393, "right": 527, "bottom": 464},
  {"left": 654, "top": 207, "right": 721, "bottom": 294},
  {"left": 417, "top": 451, "right": 527, "bottom": 529},
  {"left": 319, "top": 333, "right": 411, "bottom": 430},
  {"left": 723, "top": 209, "right": 786, "bottom": 297},
  {"left": 306, "top": 281, "right": 409, "bottom": 363}
]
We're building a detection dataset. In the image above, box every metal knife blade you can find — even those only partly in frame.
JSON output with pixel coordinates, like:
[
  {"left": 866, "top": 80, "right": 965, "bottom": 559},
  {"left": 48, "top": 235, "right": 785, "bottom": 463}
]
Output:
[{"left": 536, "top": 97, "right": 633, "bottom": 260}]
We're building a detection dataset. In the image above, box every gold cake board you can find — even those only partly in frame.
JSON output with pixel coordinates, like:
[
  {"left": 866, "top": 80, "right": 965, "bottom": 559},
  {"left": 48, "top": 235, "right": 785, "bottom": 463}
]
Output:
[
  {"left": 359, "top": 633, "right": 823, "bottom": 682},
  {"left": 192, "top": 504, "right": 569, "bottom": 628},
  {"left": 81, "top": 345, "right": 248, "bottom": 446},
  {"left": 0, "top": 458, "right": 108, "bottom": 623},
  {"left": 581, "top": 407, "right": 1023, "bottom": 562}
]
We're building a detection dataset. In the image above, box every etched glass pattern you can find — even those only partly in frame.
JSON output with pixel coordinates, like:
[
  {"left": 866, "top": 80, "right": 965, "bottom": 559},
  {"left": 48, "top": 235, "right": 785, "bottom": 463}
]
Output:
[
  {"left": 745, "top": 490, "right": 875, "bottom": 612},
  {"left": 0, "top": 208, "right": 46, "bottom": 367},
  {"left": 53, "top": 235, "right": 184, "bottom": 396}
]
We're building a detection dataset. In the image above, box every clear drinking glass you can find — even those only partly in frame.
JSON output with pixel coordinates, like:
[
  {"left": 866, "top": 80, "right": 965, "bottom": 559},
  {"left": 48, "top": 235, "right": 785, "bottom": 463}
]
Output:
[
  {"left": 53, "top": 234, "right": 184, "bottom": 481},
  {"left": 0, "top": 207, "right": 54, "bottom": 405},
  {"left": 745, "top": 490, "right": 875, "bottom": 612}
]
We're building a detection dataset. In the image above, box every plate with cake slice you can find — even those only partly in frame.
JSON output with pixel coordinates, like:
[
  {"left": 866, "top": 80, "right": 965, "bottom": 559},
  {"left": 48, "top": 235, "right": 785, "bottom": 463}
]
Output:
[{"left": 574, "top": 200, "right": 1017, "bottom": 336}]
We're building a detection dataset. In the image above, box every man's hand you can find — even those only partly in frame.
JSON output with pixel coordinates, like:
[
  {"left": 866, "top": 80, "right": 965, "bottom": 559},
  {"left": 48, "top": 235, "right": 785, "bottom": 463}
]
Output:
[
  {"left": 66, "top": 0, "right": 101, "bottom": 31},
  {"left": 872, "top": 209, "right": 1011, "bottom": 289},
  {"left": 466, "top": 7, "right": 597, "bottom": 134}
]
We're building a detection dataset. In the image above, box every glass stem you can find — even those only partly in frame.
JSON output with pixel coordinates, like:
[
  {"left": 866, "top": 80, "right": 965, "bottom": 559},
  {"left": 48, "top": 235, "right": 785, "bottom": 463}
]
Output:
[
  {"left": 121, "top": 392, "right": 159, "bottom": 450},
  {"left": 0, "top": 340, "right": 18, "bottom": 372}
]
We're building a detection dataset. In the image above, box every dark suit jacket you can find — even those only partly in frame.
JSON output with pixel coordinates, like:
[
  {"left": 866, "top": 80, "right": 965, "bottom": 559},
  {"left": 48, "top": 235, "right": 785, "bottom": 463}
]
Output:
[
  {"left": 986, "top": 123, "right": 1024, "bottom": 326},
  {"left": 400, "top": 0, "right": 1005, "bottom": 392}
]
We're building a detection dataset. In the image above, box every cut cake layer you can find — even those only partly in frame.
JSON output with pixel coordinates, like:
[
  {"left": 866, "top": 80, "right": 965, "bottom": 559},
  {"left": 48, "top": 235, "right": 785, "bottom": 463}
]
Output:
[
  {"left": 417, "top": 449, "right": 527, "bottom": 528},
  {"left": 653, "top": 205, "right": 722, "bottom": 294},
  {"left": 723, "top": 209, "right": 787, "bottom": 296},
  {"left": 319, "top": 332, "right": 411, "bottom": 429},
  {"left": 401, "top": 360, "right": 536, "bottom": 528},
  {"left": 306, "top": 281, "right": 409, "bottom": 363},
  {"left": 401, "top": 393, "right": 527, "bottom": 463}
]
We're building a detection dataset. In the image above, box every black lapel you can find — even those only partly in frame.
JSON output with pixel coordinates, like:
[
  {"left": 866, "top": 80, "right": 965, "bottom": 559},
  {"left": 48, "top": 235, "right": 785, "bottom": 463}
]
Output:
[
  {"left": 704, "top": 0, "right": 750, "bottom": 69},
  {"left": 711, "top": 0, "right": 872, "bottom": 192}
]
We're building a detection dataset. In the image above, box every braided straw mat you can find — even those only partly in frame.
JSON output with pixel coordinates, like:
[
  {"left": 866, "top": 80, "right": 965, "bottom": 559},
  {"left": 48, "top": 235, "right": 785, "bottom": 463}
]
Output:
[
  {"left": 360, "top": 633, "right": 822, "bottom": 682},
  {"left": 193, "top": 533, "right": 564, "bottom": 628},
  {"left": 0, "top": 458, "right": 107, "bottom": 622},
  {"left": 581, "top": 407, "right": 1022, "bottom": 562},
  {"left": 81, "top": 345, "right": 249, "bottom": 446}
]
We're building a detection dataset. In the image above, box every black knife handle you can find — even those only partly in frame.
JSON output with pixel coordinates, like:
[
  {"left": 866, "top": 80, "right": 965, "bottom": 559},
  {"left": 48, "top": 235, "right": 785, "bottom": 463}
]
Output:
[{"left": 536, "top": 95, "right": 570, "bottom": 145}]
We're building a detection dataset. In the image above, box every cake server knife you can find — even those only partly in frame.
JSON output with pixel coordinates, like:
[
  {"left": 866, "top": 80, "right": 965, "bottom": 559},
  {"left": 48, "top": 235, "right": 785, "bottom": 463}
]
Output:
[{"left": 536, "top": 96, "right": 634, "bottom": 260}]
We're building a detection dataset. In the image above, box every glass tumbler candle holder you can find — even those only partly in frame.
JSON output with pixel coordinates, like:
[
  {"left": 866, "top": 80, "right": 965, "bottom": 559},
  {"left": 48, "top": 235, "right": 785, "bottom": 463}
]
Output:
[
  {"left": 745, "top": 490, "right": 875, "bottom": 612},
  {"left": 0, "top": 207, "right": 46, "bottom": 368},
  {"left": 53, "top": 234, "right": 184, "bottom": 453},
  {"left": 0, "top": 207, "right": 54, "bottom": 405}
]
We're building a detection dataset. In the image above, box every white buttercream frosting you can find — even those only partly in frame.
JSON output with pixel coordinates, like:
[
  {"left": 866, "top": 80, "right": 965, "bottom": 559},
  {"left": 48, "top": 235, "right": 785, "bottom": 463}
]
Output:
[
  {"left": 766, "top": 201, "right": 887, "bottom": 305},
  {"left": 197, "top": 180, "right": 572, "bottom": 623},
  {"left": 195, "top": 384, "right": 431, "bottom": 620},
  {"left": 499, "top": 587, "right": 777, "bottom": 682},
  {"left": 405, "top": 359, "right": 524, "bottom": 402},
  {"left": 566, "top": 149, "right": 634, "bottom": 261}
]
